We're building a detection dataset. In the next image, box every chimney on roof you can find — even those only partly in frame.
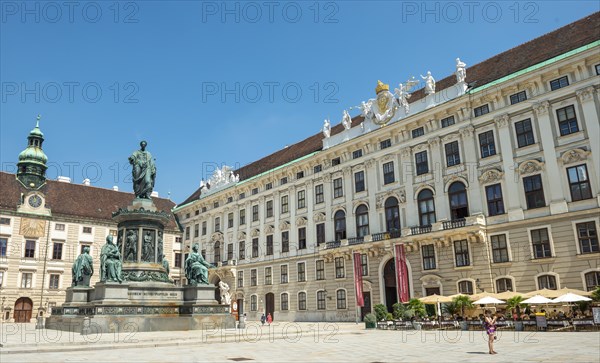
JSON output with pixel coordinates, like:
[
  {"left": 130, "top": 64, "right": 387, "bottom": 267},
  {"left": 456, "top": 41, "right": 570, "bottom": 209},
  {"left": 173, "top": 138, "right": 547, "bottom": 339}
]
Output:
[
  {"left": 113, "top": 186, "right": 119, "bottom": 191},
  {"left": 151, "top": 191, "right": 159, "bottom": 198},
  {"left": 57, "top": 176, "right": 71, "bottom": 183},
  {"left": 82, "top": 178, "right": 91, "bottom": 186}
]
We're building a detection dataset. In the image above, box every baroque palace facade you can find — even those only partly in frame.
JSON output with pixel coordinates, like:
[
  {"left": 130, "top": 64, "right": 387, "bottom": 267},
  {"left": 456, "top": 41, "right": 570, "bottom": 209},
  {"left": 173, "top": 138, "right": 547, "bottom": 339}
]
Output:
[
  {"left": 0, "top": 122, "right": 182, "bottom": 323},
  {"left": 175, "top": 13, "right": 600, "bottom": 322}
]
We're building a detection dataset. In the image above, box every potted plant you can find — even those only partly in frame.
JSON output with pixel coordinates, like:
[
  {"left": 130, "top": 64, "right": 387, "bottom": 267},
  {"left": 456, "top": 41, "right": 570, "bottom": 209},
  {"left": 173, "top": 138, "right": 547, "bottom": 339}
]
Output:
[
  {"left": 374, "top": 304, "right": 388, "bottom": 322},
  {"left": 392, "top": 302, "right": 406, "bottom": 320},
  {"left": 452, "top": 295, "right": 474, "bottom": 330},
  {"left": 506, "top": 295, "right": 525, "bottom": 331},
  {"left": 406, "top": 298, "right": 426, "bottom": 329},
  {"left": 364, "top": 313, "right": 377, "bottom": 329}
]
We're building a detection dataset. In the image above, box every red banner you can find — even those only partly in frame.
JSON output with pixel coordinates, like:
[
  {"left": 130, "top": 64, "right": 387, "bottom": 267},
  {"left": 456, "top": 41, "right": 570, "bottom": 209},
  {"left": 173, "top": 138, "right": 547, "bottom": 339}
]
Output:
[
  {"left": 353, "top": 252, "right": 364, "bottom": 307},
  {"left": 395, "top": 244, "right": 410, "bottom": 303}
]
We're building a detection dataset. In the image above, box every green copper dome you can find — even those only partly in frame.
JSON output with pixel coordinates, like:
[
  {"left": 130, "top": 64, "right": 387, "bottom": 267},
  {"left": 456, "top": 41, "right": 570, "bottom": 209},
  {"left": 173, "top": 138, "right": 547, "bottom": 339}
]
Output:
[
  {"left": 18, "top": 146, "right": 48, "bottom": 164},
  {"left": 17, "top": 115, "right": 48, "bottom": 190}
]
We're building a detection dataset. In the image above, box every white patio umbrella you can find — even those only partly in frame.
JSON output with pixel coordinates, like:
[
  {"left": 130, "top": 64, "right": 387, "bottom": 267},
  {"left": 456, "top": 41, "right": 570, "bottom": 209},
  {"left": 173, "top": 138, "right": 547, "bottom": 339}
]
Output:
[
  {"left": 473, "top": 296, "right": 505, "bottom": 305},
  {"left": 551, "top": 293, "right": 592, "bottom": 303},
  {"left": 522, "top": 295, "right": 554, "bottom": 304}
]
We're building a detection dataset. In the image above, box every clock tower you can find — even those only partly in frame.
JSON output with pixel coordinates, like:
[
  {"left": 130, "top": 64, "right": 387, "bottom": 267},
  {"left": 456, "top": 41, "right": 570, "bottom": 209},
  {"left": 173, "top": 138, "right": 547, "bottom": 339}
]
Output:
[{"left": 17, "top": 115, "right": 48, "bottom": 190}]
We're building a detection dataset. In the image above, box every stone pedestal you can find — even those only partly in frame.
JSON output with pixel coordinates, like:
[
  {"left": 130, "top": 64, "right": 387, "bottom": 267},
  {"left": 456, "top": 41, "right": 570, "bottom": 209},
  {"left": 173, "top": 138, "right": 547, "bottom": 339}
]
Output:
[
  {"left": 65, "top": 286, "right": 93, "bottom": 305},
  {"left": 184, "top": 284, "right": 219, "bottom": 305},
  {"left": 91, "top": 282, "right": 130, "bottom": 304}
]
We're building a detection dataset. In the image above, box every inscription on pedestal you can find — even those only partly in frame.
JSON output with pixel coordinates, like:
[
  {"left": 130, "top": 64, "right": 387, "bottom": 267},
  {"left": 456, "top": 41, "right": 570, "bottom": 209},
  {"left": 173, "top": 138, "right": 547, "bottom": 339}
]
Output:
[{"left": 128, "top": 290, "right": 183, "bottom": 301}]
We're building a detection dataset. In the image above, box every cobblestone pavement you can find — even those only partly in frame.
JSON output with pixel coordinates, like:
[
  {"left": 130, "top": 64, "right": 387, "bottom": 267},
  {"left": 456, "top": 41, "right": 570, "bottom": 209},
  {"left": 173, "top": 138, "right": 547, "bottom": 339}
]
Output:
[{"left": 1, "top": 322, "right": 599, "bottom": 362}]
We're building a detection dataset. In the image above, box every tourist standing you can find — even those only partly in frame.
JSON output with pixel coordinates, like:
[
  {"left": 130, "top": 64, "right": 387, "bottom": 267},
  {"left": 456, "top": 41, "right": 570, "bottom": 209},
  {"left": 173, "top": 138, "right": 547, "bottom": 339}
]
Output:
[
  {"left": 267, "top": 313, "right": 273, "bottom": 325},
  {"left": 483, "top": 310, "right": 497, "bottom": 354}
]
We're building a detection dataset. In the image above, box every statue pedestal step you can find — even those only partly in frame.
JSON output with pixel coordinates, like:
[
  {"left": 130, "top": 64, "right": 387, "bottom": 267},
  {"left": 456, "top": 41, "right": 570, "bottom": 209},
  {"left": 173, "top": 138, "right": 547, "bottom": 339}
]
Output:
[
  {"left": 184, "top": 284, "right": 219, "bottom": 305},
  {"left": 91, "top": 282, "right": 130, "bottom": 304},
  {"left": 64, "top": 287, "right": 93, "bottom": 305}
]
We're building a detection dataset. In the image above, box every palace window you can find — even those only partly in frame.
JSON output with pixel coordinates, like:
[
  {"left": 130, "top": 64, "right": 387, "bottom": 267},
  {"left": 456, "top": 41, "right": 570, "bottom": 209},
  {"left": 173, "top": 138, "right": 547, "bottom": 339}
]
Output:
[
  {"left": 418, "top": 189, "right": 436, "bottom": 226},
  {"left": 333, "top": 178, "right": 343, "bottom": 198},
  {"left": 317, "top": 291, "right": 326, "bottom": 310},
  {"left": 354, "top": 171, "right": 365, "bottom": 192},
  {"left": 297, "top": 262, "right": 306, "bottom": 282},
  {"left": 491, "top": 234, "right": 510, "bottom": 263},
  {"left": 385, "top": 197, "right": 400, "bottom": 232},
  {"left": 335, "top": 257, "right": 345, "bottom": 278},
  {"left": 380, "top": 139, "right": 391, "bottom": 149},
  {"left": 202, "top": 221, "right": 207, "bottom": 235},
  {"left": 251, "top": 295, "right": 257, "bottom": 311},
  {"left": 237, "top": 271, "right": 243, "bottom": 288},
  {"left": 458, "top": 280, "right": 473, "bottom": 295},
  {"left": 496, "top": 278, "right": 513, "bottom": 293},
  {"left": 315, "top": 184, "right": 324, "bottom": 204},
  {"left": 449, "top": 182, "right": 469, "bottom": 219},
  {"left": 296, "top": 171, "right": 304, "bottom": 179},
  {"left": 228, "top": 213, "right": 234, "bottom": 228},
  {"left": 250, "top": 269, "right": 257, "bottom": 286},
  {"left": 557, "top": 105, "right": 579, "bottom": 136},
  {"left": 266, "top": 200, "right": 273, "bottom": 218},
  {"left": 265, "top": 182, "right": 272, "bottom": 190},
  {"left": 445, "top": 141, "right": 461, "bottom": 167},
  {"left": 478, "top": 130, "right": 496, "bottom": 158},
  {"left": 52, "top": 242, "right": 63, "bottom": 260},
  {"left": 576, "top": 222, "right": 598, "bottom": 254},
  {"left": 0, "top": 237, "right": 7, "bottom": 257},
  {"left": 54, "top": 223, "right": 64, "bottom": 230},
  {"left": 238, "top": 241, "right": 245, "bottom": 260},
  {"left": 336, "top": 290, "right": 347, "bottom": 309},
  {"left": 352, "top": 149, "right": 363, "bottom": 159},
  {"left": 524, "top": 175, "right": 545, "bottom": 209},
  {"left": 280, "top": 265, "right": 288, "bottom": 283},
  {"left": 174, "top": 253, "right": 182, "bottom": 268},
  {"left": 24, "top": 240, "right": 36, "bottom": 258},
  {"left": 486, "top": 184, "right": 505, "bottom": 216},
  {"left": 361, "top": 254, "right": 368, "bottom": 276},
  {"left": 313, "top": 164, "right": 322, "bottom": 173},
  {"left": 441, "top": 115, "right": 455, "bottom": 128},
  {"left": 538, "top": 275, "right": 557, "bottom": 290},
  {"left": 49, "top": 274, "right": 60, "bottom": 290},
  {"left": 252, "top": 205, "right": 259, "bottom": 222},
  {"left": 298, "top": 227, "right": 307, "bottom": 250},
  {"left": 251, "top": 188, "right": 258, "bottom": 195},
  {"left": 298, "top": 292, "right": 307, "bottom": 310},
  {"left": 0, "top": 217, "right": 10, "bottom": 225},
  {"left": 213, "top": 242, "right": 220, "bottom": 263},
  {"left": 265, "top": 267, "right": 272, "bottom": 285},
  {"left": 567, "top": 165, "right": 592, "bottom": 201},
  {"left": 297, "top": 190, "right": 306, "bottom": 209},
  {"left": 515, "top": 119, "right": 535, "bottom": 148},
  {"left": 185, "top": 226, "right": 190, "bottom": 240},
  {"left": 474, "top": 104, "right": 489, "bottom": 117},
  {"left": 422, "top": 245, "right": 436, "bottom": 270},
  {"left": 584, "top": 271, "right": 600, "bottom": 291},
  {"left": 412, "top": 127, "right": 425, "bottom": 138},
  {"left": 316, "top": 260, "right": 325, "bottom": 280},
  {"left": 266, "top": 235, "right": 273, "bottom": 256},
  {"left": 280, "top": 177, "right": 288, "bottom": 185},
  {"left": 383, "top": 162, "right": 395, "bottom": 184},
  {"left": 454, "top": 240, "right": 470, "bottom": 267},
  {"left": 194, "top": 224, "right": 199, "bottom": 238},
  {"left": 355, "top": 204, "right": 370, "bottom": 237},
  {"left": 239, "top": 209, "right": 246, "bottom": 225},
  {"left": 282, "top": 231, "right": 289, "bottom": 253},
  {"left": 531, "top": 228, "right": 552, "bottom": 259},
  {"left": 281, "top": 195, "right": 289, "bottom": 214},
  {"left": 316, "top": 223, "right": 325, "bottom": 245},
  {"left": 281, "top": 293, "right": 289, "bottom": 311},
  {"left": 21, "top": 272, "right": 33, "bottom": 288},
  {"left": 82, "top": 227, "right": 92, "bottom": 234},
  {"left": 550, "top": 76, "right": 569, "bottom": 90},
  {"left": 510, "top": 90, "right": 527, "bottom": 105},
  {"left": 334, "top": 210, "right": 346, "bottom": 240},
  {"left": 227, "top": 243, "right": 233, "bottom": 260},
  {"left": 252, "top": 238, "right": 259, "bottom": 258},
  {"left": 331, "top": 157, "right": 341, "bottom": 166},
  {"left": 415, "top": 151, "right": 429, "bottom": 175}
]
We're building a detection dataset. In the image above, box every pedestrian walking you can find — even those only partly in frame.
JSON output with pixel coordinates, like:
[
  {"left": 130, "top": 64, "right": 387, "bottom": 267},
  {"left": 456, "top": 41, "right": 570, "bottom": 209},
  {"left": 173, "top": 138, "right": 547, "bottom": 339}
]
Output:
[
  {"left": 483, "top": 310, "right": 498, "bottom": 354},
  {"left": 260, "top": 313, "right": 266, "bottom": 325},
  {"left": 267, "top": 313, "right": 273, "bottom": 325}
]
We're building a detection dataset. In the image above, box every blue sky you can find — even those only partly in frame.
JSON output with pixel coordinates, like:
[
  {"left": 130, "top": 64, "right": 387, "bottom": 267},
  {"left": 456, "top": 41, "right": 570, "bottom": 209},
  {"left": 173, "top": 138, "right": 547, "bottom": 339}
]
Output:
[{"left": 1, "top": 1, "right": 598, "bottom": 204}]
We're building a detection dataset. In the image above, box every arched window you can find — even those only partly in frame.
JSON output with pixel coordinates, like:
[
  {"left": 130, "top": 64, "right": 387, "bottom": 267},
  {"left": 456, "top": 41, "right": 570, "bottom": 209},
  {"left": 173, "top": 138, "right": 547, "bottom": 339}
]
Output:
[
  {"left": 334, "top": 210, "right": 346, "bottom": 241},
  {"left": 418, "top": 189, "right": 436, "bottom": 226},
  {"left": 213, "top": 242, "right": 221, "bottom": 263},
  {"left": 298, "top": 292, "right": 307, "bottom": 310},
  {"left": 584, "top": 271, "right": 600, "bottom": 291},
  {"left": 355, "top": 204, "right": 369, "bottom": 237},
  {"left": 280, "top": 293, "right": 289, "bottom": 311},
  {"left": 496, "top": 278, "right": 513, "bottom": 293},
  {"left": 385, "top": 197, "right": 400, "bottom": 232},
  {"left": 458, "top": 280, "right": 473, "bottom": 295},
  {"left": 537, "top": 274, "right": 557, "bottom": 290},
  {"left": 448, "top": 182, "right": 469, "bottom": 219},
  {"left": 336, "top": 289, "right": 347, "bottom": 309}
]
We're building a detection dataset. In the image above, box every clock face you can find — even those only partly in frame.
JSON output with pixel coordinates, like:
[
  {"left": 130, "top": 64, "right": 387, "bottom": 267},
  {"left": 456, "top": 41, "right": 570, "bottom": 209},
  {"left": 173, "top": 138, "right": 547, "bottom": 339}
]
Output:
[{"left": 28, "top": 195, "right": 42, "bottom": 208}]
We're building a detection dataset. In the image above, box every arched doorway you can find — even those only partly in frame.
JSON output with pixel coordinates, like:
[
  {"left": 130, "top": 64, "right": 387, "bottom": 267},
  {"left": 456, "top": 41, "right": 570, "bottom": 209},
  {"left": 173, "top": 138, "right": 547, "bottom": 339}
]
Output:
[
  {"left": 383, "top": 259, "right": 397, "bottom": 312},
  {"left": 14, "top": 297, "right": 33, "bottom": 323},
  {"left": 265, "top": 292, "right": 274, "bottom": 320}
]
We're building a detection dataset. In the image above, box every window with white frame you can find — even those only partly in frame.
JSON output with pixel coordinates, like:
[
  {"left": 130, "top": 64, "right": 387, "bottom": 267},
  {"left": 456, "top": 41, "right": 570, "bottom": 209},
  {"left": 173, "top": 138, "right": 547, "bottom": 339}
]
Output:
[
  {"left": 537, "top": 274, "right": 557, "bottom": 290},
  {"left": 250, "top": 295, "right": 257, "bottom": 311},
  {"left": 265, "top": 267, "right": 272, "bottom": 285},
  {"left": 317, "top": 291, "right": 326, "bottom": 310},
  {"left": 316, "top": 260, "right": 325, "bottom": 280},
  {"left": 531, "top": 228, "right": 552, "bottom": 259},
  {"left": 297, "top": 262, "right": 306, "bottom": 282},
  {"left": 281, "top": 293, "right": 289, "bottom": 310},
  {"left": 335, "top": 257, "right": 345, "bottom": 278},
  {"left": 454, "top": 240, "right": 470, "bottom": 267},
  {"left": 280, "top": 265, "right": 288, "bottom": 283},
  {"left": 458, "top": 280, "right": 473, "bottom": 295},
  {"left": 49, "top": 274, "right": 60, "bottom": 289},
  {"left": 336, "top": 289, "right": 347, "bottom": 309},
  {"left": 383, "top": 161, "right": 395, "bottom": 184},
  {"left": 422, "top": 245, "right": 436, "bottom": 270},
  {"left": 298, "top": 292, "right": 307, "bottom": 310},
  {"left": 21, "top": 272, "right": 33, "bottom": 288},
  {"left": 496, "top": 278, "right": 513, "bottom": 293},
  {"left": 491, "top": 234, "right": 510, "bottom": 263},
  {"left": 584, "top": 271, "right": 600, "bottom": 291},
  {"left": 576, "top": 222, "right": 598, "bottom": 254}
]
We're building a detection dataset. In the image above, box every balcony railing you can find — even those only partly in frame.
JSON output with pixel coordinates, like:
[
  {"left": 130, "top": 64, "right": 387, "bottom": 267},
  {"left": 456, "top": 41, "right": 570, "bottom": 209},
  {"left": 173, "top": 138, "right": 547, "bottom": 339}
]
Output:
[
  {"left": 442, "top": 218, "right": 466, "bottom": 230},
  {"left": 411, "top": 225, "right": 432, "bottom": 235},
  {"left": 325, "top": 240, "right": 341, "bottom": 249},
  {"left": 371, "top": 230, "right": 402, "bottom": 242},
  {"left": 348, "top": 237, "right": 364, "bottom": 245}
]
